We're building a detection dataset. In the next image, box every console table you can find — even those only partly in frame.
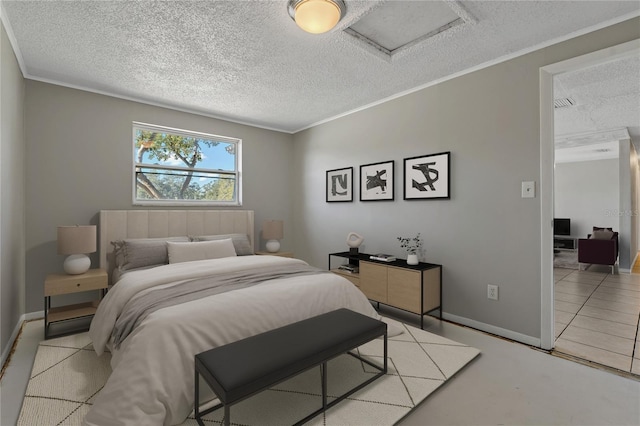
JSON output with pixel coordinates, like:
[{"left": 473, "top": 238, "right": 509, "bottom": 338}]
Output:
[
  {"left": 554, "top": 236, "right": 576, "bottom": 251},
  {"left": 329, "top": 251, "right": 442, "bottom": 329}
]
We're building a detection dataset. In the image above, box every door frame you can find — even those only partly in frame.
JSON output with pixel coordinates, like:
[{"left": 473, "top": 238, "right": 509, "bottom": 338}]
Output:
[{"left": 539, "top": 39, "right": 640, "bottom": 350}]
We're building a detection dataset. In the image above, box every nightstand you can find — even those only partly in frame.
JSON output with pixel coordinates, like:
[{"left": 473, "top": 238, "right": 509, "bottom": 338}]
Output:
[
  {"left": 44, "top": 268, "right": 108, "bottom": 339},
  {"left": 255, "top": 251, "right": 294, "bottom": 258}
]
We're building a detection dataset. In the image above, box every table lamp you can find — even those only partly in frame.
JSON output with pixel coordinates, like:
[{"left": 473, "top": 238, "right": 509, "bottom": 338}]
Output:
[
  {"left": 263, "top": 220, "right": 283, "bottom": 253},
  {"left": 57, "top": 225, "right": 97, "bottom": 275}
]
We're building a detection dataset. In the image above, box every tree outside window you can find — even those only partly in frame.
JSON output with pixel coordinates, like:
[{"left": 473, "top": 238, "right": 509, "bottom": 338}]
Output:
[{"left": 133, "top": 123, "right": 241, "bottom": 205}]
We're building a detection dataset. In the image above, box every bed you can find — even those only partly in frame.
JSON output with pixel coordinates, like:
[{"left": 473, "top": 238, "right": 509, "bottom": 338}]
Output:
[{"left": 84, "top": 210, "right": 380, "bottom": 426}]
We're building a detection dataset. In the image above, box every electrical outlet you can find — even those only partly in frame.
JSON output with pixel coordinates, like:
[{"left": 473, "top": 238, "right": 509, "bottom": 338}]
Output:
[{"left": 487, "top": 284, "right": 499, "bottom": 300}]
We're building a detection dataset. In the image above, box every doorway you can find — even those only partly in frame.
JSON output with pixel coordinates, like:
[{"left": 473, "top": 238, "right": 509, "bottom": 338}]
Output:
[{"left": 540, "top": 40, "right": 640, "bottom": 370}]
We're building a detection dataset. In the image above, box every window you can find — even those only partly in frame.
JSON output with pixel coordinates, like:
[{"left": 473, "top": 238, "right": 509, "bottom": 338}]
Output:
[{"left": 133, "top": 122, "right": 241, "bottom": 205}]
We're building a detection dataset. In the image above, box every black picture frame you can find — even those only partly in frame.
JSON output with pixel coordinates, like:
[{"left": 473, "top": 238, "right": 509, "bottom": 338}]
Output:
[
  {"left": 326, "top": 167, "right": 353, "bottom": 202},
  {"left": 403, "top": 151, "right": 450, "bottom": 200},
  {"left": 360, "top": 160, "right": 394, "bottom": 201}
]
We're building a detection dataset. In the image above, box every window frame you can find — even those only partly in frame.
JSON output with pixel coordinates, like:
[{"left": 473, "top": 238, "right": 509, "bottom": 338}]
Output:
[{"left": 132, "top": 122, "right": 242, "bottom": 206}]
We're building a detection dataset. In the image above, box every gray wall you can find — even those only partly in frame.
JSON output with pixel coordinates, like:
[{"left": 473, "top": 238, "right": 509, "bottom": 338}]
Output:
[
  {"left": 555, "top": 158, "right": 619, "bottom": 239},
  {"left": 291, "top": 18, "right": 640, "bottom": 342},
  {"left": 24, "top": 81, "right": 294, "bottom": 312},
  {"left": 618, "top": 139, "right": 639, "bottom": 270},
  {"left": 1, "top": 21, "right": 26, "bottom": 357},
  {"left": 632, "top": 143, "right": 639, "bottom": 266}
]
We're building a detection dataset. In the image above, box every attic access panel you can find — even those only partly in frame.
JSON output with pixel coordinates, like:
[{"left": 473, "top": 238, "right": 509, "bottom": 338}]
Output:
[{"left": 344, "top": 0, "right": 475, "bottom": 60}]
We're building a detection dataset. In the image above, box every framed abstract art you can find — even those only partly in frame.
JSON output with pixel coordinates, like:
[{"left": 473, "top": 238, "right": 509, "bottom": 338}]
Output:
[
  {"left": 360, "top": 160, "right": 394, "bottom": 201},
  {"left": 403, "top": 152, "right": 450, "bottom": 200},
  {"left": 326, "top": 167, "right": 353, "bottom": 202}
]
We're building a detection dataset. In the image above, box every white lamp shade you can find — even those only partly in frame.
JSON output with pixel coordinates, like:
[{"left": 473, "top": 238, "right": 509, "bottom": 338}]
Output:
[
  {"left": 294, "top": 0, "right": 342, "bottom": 34},
  {"left": 288, "top": 0, "right": 345, "bottom": 34}
]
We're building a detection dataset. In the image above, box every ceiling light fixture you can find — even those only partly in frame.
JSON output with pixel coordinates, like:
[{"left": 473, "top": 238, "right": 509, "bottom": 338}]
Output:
[{"left": 288, "top": 0, "right": 346, "bottom": 34}]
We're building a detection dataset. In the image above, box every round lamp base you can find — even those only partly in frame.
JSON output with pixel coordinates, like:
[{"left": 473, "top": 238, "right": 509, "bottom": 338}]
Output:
[
  {"left": 64, "top": 254, "right": 91, "bottom": 275},
  {"left": 266, "top": 240, "right": 281, "bottom": 253}
]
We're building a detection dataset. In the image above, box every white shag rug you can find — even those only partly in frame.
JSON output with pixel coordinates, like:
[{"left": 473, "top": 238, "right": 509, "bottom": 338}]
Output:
[{"left": 18, "top": 318, "right": 479, "bottom": 425}]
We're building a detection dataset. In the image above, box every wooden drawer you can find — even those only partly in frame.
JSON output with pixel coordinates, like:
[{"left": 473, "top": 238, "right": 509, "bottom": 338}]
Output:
[
  {"left": 45, "top": 269, "right": 108, "bottom": 296},
  {"left": 387, "top": 267, "right": 421, "bottom": 314},
  {"left": 360, "top": 261, "right": 387, "bottom": 303}
]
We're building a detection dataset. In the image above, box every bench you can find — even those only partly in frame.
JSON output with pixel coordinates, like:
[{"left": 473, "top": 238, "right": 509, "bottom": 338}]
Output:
[{"left": 194, "top": 308, "right": 388, "bottom": 426}]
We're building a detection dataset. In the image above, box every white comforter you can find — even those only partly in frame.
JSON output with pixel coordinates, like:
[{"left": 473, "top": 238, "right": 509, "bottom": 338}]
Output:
[{"left": 84, "top": 255, "right": 379, "bottom": 426}]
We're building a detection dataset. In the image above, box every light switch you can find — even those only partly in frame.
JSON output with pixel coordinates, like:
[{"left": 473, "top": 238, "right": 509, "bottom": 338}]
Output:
[{"left": 522, "top": 181, "right": 535, "bottom": 198}]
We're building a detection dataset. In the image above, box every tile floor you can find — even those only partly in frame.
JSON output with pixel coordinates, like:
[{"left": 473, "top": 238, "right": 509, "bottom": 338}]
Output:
[{"left": 554, "top": 266, "right": 640, "bottom": 376}]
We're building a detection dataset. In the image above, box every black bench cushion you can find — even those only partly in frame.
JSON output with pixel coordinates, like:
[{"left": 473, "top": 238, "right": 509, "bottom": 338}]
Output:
[{"left": 196, "top": 308, "right": 386, "bottom": 404}]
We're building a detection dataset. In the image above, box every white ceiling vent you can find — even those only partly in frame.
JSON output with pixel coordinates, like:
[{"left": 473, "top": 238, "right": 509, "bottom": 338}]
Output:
[
  {"left": 554, "top": 97, "right": 577, "bottom": 109},
  {"left": 344, "top": 0, "right": 476, "bottom": 61}
]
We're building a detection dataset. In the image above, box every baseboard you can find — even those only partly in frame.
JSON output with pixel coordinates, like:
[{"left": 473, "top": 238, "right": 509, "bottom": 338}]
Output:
[
  {"left": 1, "top": 311, "right": 44, "bottom": 370},
  {"left": 25, "top": 311, "right": 44, "bottom": 321},
  {"left": 1, "top": 315, "right": 24, "bottom": 370},
  {"left": 443, "top": 312, "right": 542, "bottom": 348}
]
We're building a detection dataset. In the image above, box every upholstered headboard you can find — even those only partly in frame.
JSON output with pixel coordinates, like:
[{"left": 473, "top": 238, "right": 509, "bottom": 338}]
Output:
[{"left": 99, "top": 210, "right": 254, "bottom": 283}]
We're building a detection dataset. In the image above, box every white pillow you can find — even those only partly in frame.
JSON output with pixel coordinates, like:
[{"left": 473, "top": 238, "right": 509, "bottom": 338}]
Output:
[{"left": 167, "top": 239, "right": 237, "bottom": 264}]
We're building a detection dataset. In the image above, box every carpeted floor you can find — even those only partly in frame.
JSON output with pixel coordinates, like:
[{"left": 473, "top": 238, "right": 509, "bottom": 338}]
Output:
[{"left": 18, "top": 317, "right": 479, "bottom": 425}]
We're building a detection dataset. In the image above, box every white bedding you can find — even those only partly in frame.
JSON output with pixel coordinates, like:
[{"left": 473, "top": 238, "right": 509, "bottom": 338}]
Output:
[{"left": 84, "top": 255, "right": 380, "bottom": 426}]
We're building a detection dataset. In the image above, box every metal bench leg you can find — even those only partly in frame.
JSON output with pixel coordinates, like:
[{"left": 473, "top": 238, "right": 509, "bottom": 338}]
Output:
[
  {"left": 195, "top": 369, "right": 203, "bottom": 426},
  {"left": 322, "top": 361, "right": 327, "bottom": 411},
  {"left": 384, "top": 332, "right": 388, "bottom": 373},
  {"left": 224, "top": 404, "right": 230, "bottom": 426}
]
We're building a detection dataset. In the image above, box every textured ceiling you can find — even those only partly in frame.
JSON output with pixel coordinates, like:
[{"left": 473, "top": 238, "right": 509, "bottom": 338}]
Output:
[
  {"left": 2, "top": 1, "right": 639, "bottom": 133},
  {"left": 555, "top": 53, "right": 640, "bottom": 139},
  {"left": 554, "top": 53, "right": 640, "bottom": 162}
]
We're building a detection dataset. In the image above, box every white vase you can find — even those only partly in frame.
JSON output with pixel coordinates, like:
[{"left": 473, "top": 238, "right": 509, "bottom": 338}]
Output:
[{"left": 406, "top": 253, "right": 419, "bottom": 265}]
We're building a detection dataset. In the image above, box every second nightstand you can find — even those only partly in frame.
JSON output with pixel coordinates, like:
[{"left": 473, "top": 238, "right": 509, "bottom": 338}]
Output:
[
  {"left": 255, "top": 251, "right": 294, "bottom": 258},
  {"left": 44, "top": 268, "right": 108, "bottom": 339}
]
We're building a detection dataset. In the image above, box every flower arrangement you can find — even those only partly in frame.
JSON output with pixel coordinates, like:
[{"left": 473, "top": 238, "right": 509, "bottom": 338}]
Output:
[{"left": 397, "top": 233, "right": 422, "bottom": 254}]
